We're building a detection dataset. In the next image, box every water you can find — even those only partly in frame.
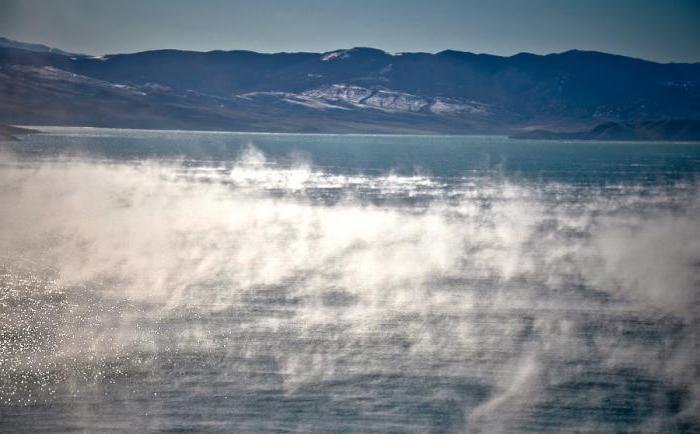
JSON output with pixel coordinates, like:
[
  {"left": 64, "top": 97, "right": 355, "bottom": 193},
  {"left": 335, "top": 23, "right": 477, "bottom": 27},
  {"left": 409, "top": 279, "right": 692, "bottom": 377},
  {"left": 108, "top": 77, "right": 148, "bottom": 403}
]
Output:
[{"left": 1, "top": 127, "right": 699, "bottom": 433}]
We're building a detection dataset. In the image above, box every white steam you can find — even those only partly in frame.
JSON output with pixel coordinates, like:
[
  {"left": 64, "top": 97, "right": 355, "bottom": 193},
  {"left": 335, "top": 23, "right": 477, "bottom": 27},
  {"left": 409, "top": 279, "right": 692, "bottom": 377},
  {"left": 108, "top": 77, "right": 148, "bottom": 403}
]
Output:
[{"left": 0, "top": 147, "right": 698, "bottom": 432}]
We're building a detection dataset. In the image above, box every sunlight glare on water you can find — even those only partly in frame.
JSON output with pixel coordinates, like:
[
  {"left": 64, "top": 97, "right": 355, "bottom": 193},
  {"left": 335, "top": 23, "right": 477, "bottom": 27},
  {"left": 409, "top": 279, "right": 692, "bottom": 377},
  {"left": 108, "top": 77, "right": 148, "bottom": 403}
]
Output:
[{"left": 1, "top": 128, "right": 699, "bottom": 433}]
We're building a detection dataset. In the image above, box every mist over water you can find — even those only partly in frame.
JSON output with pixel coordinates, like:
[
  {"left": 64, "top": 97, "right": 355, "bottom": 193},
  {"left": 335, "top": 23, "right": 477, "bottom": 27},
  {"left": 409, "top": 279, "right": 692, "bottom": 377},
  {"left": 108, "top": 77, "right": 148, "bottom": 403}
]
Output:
[{"left": 1, "top": 129, "right": 699, "bottom": 433}]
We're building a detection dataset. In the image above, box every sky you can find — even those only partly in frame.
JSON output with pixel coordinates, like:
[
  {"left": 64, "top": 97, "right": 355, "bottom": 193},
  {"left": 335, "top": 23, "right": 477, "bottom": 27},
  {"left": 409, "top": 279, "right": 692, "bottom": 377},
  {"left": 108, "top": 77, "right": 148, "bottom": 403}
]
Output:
[{"left": 1, "top": 0, "right": 699, "bottom": 62}]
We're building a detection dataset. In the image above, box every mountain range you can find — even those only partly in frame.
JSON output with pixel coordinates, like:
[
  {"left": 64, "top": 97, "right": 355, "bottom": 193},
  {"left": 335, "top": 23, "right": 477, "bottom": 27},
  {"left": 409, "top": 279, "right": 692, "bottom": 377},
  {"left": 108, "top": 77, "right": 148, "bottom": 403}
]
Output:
[
  {"left": 1, "top": 37, "right": 699, "bottom": 134},
  {"left": 511, "top": 119, "right": 700, "bottom": 141}
]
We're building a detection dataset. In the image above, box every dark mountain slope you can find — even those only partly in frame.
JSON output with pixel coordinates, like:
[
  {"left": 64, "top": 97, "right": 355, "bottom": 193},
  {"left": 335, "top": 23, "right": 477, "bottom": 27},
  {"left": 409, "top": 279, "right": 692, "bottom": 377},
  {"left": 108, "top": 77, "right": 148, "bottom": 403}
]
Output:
[
  {"left": 1, "top": 37, "right": 698, "bottom": 133},
  {"left": 511, "top": 119, "right": 700, "bottom": 141}
]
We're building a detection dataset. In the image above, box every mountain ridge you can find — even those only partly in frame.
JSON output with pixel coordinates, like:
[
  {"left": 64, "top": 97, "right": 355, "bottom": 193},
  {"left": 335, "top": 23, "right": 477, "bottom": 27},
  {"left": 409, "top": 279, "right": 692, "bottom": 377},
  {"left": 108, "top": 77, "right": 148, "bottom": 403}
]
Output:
[
  {"left": 1, "top": 37, "right": 698, "bottom": 134},
  {"left": 510, "top": 119, "right": 700, "bottom": 141}
]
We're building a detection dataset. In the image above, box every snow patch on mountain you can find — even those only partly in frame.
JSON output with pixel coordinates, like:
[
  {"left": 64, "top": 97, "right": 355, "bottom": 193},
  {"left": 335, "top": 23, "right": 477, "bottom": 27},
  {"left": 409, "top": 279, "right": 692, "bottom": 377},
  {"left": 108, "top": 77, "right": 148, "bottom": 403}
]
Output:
[
  {"left": 304, "top": 84, "right": 427, "bottom": 112},
  {"left": 302, "top": 84, "right": 373, "bottom": 104},
  {"left": 235, "top": 85, "right": 491, "bottom": 115},
  {"left": 364, "top": 90, "right": 428, "bottom": 112},
  {"left": 14, "top": 65, "right": 147, "bottom": 95},
  {"left": 300, "top": 84, "right": 491, "bottom": 115},
  {"left": 237, "top": 91, "right": 347, "bottom": 110},
  {"left": 429, "top": 97, "right": 490, "bottom": 114},
  {"left": 282, "top": 96, "right": 349, "bottom": 110},
  {"left": 321, "top": 50, "right": 350, "bottom": 61}
]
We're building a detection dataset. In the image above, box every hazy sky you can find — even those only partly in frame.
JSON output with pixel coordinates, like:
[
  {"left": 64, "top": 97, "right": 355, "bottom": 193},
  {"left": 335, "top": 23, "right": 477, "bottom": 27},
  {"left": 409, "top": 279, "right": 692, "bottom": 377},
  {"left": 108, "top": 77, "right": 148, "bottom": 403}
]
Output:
[{"left": 1, "top": 0, "right": 698, "bottom": 62}]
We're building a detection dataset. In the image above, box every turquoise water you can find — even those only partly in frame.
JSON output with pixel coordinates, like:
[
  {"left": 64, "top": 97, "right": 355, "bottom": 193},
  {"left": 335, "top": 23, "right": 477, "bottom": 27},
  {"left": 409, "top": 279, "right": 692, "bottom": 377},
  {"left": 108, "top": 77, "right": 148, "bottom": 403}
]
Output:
[
  {"left": 12, "top": 127, "right": 700, "bottom": 182},
  {"left": 1, "top": 128, "right": 699, "bottom": 433}
]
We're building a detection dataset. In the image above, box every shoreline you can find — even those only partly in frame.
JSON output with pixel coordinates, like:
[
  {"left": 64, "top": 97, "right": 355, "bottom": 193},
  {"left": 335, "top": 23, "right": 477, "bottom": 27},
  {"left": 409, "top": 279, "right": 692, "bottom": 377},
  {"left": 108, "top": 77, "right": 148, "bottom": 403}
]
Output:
[{"left": 0, "top": 125, "right": 40, "bottom": 141}]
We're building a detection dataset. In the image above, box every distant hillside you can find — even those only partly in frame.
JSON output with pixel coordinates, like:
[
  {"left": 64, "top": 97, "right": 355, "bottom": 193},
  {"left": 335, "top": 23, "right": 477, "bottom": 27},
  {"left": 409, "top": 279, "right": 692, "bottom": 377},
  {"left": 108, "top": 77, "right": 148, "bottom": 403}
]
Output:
[
  {"left": 0, "top": 125, "right": 39, "bottom": 141},
  {"left": 510, "top": 120, "right": 700, "bottom": 141},
  {"left": 0, "top": 37, "right": 83, "bottom": 57},
  {"left": 0, "top": 37, "right": 698, "bottom": 133}
]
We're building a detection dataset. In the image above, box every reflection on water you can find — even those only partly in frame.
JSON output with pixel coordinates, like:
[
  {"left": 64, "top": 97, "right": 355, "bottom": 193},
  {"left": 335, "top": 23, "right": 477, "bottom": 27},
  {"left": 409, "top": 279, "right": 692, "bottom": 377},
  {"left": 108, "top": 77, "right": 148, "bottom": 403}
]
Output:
[{"left": 1, "top": 129, "right": 699, "bottom": 433}]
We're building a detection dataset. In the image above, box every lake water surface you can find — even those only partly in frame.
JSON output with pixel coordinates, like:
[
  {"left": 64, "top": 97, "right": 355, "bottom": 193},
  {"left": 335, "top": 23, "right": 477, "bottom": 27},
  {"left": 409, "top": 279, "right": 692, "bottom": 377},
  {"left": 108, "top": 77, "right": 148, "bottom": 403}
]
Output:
[{"left": 1, "top": 128, "right": 699, "bottom": 433}]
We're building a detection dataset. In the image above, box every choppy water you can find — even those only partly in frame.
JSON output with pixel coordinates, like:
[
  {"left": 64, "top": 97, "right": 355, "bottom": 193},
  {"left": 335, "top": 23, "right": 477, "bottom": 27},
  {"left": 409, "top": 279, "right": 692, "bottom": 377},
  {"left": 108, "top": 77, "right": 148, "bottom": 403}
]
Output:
[{"left": 1, "top": 127, "right": 699, "bottom": 433}]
